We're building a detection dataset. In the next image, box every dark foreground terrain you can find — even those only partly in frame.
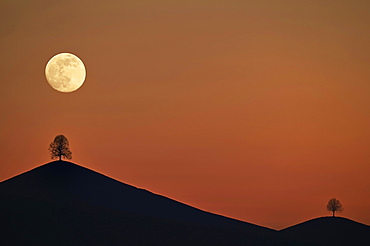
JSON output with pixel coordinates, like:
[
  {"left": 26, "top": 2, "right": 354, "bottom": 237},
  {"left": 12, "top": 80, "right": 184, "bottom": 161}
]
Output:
[
  {"left": 1, "top": 161, "right": 369, "bottom": 245},
  {"left": 280, "top": 216, "right": 370, "bottom": 246}
]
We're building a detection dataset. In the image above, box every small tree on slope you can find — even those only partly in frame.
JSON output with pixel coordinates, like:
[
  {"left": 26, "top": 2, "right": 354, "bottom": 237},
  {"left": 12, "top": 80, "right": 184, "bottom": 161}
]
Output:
[
  {"left": 327, "top": 198, "right": 343, "bottom": 217},
  {"left": 48, "top": 135, "right": 72, "bottom": 161}
]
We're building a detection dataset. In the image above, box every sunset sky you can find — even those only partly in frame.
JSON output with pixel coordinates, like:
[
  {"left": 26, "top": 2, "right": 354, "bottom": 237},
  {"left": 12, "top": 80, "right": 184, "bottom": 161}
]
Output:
[{"left": 1, "top": 0, "right": 370, "bottom": 229}]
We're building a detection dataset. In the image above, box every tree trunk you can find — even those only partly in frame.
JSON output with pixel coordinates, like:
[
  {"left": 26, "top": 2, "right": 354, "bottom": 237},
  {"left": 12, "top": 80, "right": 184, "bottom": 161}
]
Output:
[{"left": 333, "top": 211, "right": 335, "bottom": 217}]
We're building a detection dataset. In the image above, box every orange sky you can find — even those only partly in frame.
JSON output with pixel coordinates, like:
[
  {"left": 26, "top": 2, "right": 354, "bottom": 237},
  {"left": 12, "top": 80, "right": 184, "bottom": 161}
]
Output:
[{"left": 1, "top": 0, "right": 370, "bottom": 229}]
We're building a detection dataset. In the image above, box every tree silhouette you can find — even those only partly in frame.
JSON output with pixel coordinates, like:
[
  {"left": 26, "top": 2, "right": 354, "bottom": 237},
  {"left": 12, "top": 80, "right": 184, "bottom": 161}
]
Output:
[
  {"left": 48, "top": 135, "right": 72, "bottom": 161},
  {"left": 327, "top": 198, "right": 343, "bottom": 217}
]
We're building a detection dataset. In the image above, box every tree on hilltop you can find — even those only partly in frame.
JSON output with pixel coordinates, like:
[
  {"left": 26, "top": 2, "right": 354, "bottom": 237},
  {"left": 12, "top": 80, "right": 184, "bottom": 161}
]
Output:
[
  {"left": 48, "top": 135, "right": 72, "bottom": 160},
  {"left": 327, "top": 198, "right": 343, "bottom": 217}
]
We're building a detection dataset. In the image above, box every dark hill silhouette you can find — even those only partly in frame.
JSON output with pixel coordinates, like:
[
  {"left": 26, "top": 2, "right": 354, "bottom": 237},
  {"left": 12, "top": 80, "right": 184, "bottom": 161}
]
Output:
[
  {"left": 1, "top": 194, "right": 285, "bottom": 246},
  {"left": 0, "top": 161, "right": 286, "bottom": 246},
  {"left": 0, "top": 161, "right": 270, "bottom": 229},
  {"left": 2, "top": 161, "right": 369, "bottom": 245},
  {"left": 280, "top": 216, "right": 370, "bottom": 246}
]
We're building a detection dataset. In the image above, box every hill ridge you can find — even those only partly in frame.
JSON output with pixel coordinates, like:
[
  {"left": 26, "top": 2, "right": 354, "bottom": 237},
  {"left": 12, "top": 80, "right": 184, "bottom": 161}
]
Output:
[
  {"left": 0, "top": 160, "right": 273, "bottom": 231},
  {"left": 280, "top": 216, "right": 370, "bottom": 231},
  {"left": 280, "top": 216, "right": 370, "bottom": 245},
  {"left": 1, "top": 161, "right": 370, "bottom": 245}
]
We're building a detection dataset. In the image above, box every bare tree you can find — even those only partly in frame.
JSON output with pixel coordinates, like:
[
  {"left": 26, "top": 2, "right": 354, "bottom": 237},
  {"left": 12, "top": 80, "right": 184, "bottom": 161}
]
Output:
[
  {"left": 48, "top": 135, "right": 72, "bottom": 160},
  {"left": 327, "top": 198, "right": 343, "bottom": 217}
]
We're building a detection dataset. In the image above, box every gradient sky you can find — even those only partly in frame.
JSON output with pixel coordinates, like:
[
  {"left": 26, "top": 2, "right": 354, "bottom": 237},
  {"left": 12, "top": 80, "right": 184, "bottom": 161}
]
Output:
[{"left": 1, "top": 0, "right": 370, "bottom": 229}]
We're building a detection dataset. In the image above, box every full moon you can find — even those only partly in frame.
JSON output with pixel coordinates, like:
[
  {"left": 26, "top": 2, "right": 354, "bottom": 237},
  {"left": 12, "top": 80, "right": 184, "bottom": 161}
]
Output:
[{"left": 45, "top": 53, "right": 86, "bottom": 93}]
